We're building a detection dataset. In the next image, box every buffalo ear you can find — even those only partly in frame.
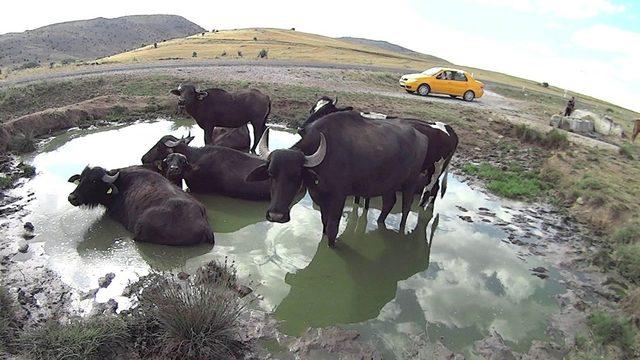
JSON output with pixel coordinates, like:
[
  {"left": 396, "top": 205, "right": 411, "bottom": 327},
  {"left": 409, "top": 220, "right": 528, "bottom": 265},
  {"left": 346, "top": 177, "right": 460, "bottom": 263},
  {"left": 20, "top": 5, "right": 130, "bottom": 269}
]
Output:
[
  {"left": 68, "top": 174, "right": 81, "bottom": 183},
  {"left": 197, "top": 91, "right": 208, "bottom": 100},
  {"left": 245, "top": 164, "right": 269, "bottom": 182},
  {"left": 170, "top": 89, "right": 180, "bottom": 96}
]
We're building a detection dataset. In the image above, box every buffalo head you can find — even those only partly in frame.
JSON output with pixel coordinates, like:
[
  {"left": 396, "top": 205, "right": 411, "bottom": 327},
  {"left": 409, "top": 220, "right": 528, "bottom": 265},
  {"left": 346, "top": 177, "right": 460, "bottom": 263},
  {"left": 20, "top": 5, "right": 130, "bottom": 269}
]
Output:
[
  {"left": 141, "top": 133, "right": 195, "bottom": 166},
  {"left": 298, "top": 96, "right": 352, "bottom": 135},
  {"left": 67, "top": 166, "right": 120, "bottom": 207},
  {"left": 246, "top": 133, "right": 326, "bottom": 223},
  {"left": 170, "top": 84, "right": 209, "bottom": 109},
  {"left": 161, "top": 153, "right": 190, "bottom": 186}
]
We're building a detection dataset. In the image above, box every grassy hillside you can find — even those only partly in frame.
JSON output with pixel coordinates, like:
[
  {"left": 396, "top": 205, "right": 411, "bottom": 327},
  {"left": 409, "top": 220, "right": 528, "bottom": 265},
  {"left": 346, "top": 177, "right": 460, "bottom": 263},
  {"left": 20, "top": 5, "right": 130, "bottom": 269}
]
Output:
[{"left": 0, "top": 15, "right": 204, "bottom": 68}]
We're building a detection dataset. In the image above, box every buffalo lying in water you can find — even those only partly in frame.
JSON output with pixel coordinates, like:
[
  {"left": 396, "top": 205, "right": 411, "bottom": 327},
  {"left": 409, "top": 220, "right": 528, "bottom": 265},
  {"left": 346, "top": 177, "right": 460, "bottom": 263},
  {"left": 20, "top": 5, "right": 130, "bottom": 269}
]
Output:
[
  {"left": 170, "top": 84, "right": 270, "bottom": 152},
  {"left": 301, "top": 97, "right": 458, "bottom": 207},
  {"left": 210, "top": 125, "right": 251, "bottom": 152},
  {"left": 246, "top": 111, "right": 429, "bottom": 247},
  {"left": 67, "top": 166, "right": 214, "bottom": 246},
  {"left": 141, "top": 131, "right": 271, "bottom": 200}
]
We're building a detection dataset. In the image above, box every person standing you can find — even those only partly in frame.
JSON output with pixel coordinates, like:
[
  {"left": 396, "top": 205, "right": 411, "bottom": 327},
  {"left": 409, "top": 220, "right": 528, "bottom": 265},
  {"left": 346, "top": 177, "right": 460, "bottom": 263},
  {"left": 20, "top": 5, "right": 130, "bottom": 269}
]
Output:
[{"left": 564, "top": 96, "right": 576, "bottom": 116}]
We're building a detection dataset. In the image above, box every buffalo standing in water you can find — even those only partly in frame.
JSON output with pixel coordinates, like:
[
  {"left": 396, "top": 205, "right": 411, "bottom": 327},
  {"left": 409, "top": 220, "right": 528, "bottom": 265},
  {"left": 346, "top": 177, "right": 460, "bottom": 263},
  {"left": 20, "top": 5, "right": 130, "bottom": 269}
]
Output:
[
  {"left": 301, "top": 97, "right": 458, "bottom": 207},
  {"left": 246, "top": 111, "right": 429, "bottom": 247},
  {"left": 141, "top": 130, "right": 271, "bottom": 200},
  {"left": 170, "top": 84, "right": 270, "bottom": 152},
  {"left": 67, "top": 166, "right": 214, "bottom": 246}
]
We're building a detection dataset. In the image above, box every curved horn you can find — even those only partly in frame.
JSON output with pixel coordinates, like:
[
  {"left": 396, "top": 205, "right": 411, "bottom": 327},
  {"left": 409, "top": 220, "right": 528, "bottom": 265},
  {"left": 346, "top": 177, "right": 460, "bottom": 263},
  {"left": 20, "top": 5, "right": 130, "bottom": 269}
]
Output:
[
  {"left": 257, "top": 127, "right": 271, "bottom": 158},
  {"left": 102, "top": 172, "right": 119, "bottom": 184},
  {"left": 303, "top": 133, "right": 326, "bottom": 168},
  {"left": 164, "top": 138, "right": 181, "bottom": 148},
  {"left": 332, "top": 96, "right": 338, "bottom": 105},
  {"left": 178, "top": 83, "right": 183, "bottom": 91}
]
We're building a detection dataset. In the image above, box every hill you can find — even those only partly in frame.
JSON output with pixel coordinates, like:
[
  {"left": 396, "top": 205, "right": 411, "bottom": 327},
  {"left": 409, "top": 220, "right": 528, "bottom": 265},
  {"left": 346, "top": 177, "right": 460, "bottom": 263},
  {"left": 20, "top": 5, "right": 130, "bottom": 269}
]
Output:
[
  {"left": 0, "top": 15, "right": 204, "bottom": 68},
  {"left": 339, "top": 36, "right": 449, "bottom": 64}
]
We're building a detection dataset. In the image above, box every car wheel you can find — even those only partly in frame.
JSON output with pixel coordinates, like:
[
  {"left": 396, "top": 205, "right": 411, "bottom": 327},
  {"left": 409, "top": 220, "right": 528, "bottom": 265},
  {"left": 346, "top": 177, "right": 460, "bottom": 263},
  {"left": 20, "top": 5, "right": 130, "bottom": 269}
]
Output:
[
  {"left": 417, "top": 84, "right": 430, "bottom": 96},
  {"left": 463, "top": 90, "right": 475, "bottom": 101}
]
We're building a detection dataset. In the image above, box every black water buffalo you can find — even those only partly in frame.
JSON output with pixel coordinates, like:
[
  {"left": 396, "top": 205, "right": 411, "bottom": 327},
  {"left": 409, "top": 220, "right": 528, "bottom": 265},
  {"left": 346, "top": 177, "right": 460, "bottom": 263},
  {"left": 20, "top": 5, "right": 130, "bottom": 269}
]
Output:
[
  {"left": 246, "top": 111, "right": 429, "bottom": 247},
  {"left": 301, "top": 97, "right": 458, "bottom": 208},
  {"left": 170, "top": 84, "right": 270, "bottom": 152},
  {"left": 67, "top": 166, "right": 214, "bottom": 246},
  {"left": 210, "top": 125, "right": 250, "bottom": 152},
  {"left": 141, "top": 130, "right": 271, "bottom": 200}
]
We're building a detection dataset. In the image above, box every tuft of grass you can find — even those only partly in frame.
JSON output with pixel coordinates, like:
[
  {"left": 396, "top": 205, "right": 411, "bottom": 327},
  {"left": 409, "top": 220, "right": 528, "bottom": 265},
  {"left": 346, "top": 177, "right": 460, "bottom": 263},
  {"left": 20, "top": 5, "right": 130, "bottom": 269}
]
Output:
[
  {"left": 17, "top": 162, "right": 36, "bottom": 178},
  {"left": 128, "top": 261, "right": 250, "bottom": 360},
  {"left": 258, "top": 49, "right": 268, "bottom": 58},
  {"left": 614, "top": 244, "right": 640, "bottom": 283},
  {"left": 513, "top": 124, "right": 569, "bottom": 149},
  {"left": 19, "top": 316, "right": 128, "bottom": 360},
  {"left": 611, "top": 222, "right": 640, "bottom": 245},
  {"left": 462, "top": 162, "right": 546, "bottom": 200},
  {"left": 576, "top": 174, "right": 605, "bottom": 191},
  {"left": 0, "top": 286, "right": 19, "bottom": 353},
  {"left": 0, "top": 176, "right": 12, "bottom": 189},
  {"left": 619, "top": 143, "right": 635, "bottom": 160},
  {"left": 192, "top": 51, "right": 197, "bottom": 58},
  {"left": 587, "top": 311, "right": 636, "bottom": 354}
]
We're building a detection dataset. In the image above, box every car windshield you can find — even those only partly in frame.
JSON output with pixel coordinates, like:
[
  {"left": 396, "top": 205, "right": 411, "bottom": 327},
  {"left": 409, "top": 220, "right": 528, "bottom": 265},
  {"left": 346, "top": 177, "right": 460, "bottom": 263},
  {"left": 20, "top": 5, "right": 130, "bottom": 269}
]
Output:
[{"left": 421, "top": 68, "right": 442, "bottom": 76}]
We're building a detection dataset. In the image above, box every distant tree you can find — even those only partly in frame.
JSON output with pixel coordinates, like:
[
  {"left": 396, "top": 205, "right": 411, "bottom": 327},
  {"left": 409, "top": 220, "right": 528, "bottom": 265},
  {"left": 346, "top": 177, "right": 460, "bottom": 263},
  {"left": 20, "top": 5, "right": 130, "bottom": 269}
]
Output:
[
  {"left": 49, "top": 62, "right": 55, "bottom": 69},
  {"left": 541, "top": 82, "right": 549, "bottom": 88},
  {"left": 192, "top": 51, "right": 198, "bottom": 58},
  {"left": 290, "top": 27, "right": 296, "bottom": 31},
  {"left": 237, "top": 50, "right": 243, "bottom": 57},
  {"left": 253, "top": 37, "right": 258, "bottom": 41},
  {"left": 221, "top": 50, "right": 227, "bottom": 57},
  {"left": 258, "top": 49, "right": 268, "bottom": 58},
  {"left": 201, "top": 32, "right": 205, "bottom": 36}
]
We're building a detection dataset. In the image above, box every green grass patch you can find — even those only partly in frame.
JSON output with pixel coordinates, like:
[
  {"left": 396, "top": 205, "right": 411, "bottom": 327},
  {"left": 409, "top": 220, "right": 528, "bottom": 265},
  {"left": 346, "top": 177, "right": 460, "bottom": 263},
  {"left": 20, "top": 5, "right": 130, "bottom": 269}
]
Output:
[
  {"left": 619, "top": 143, "right": 636, "bottom": 160},
  {"left": 0, "top": 175, "right": 12, "bottom": 189},
  {"left": 462, "top": 162, "right": 547, "bottom": 200},
  {"left": 576, "top": 174, "right": 606, "bottom": 191},
  {"left": 19, "top": 316, "right": 128, "bottom": 360},
  {"left": 614, "top": 243, "right": 640, "bottom": 284},
  {"left": 587, "top": 311, "right": 636, "bottom": 355},
  {"left": 611, "top": 223, "right": 640, "bottom": 245}
]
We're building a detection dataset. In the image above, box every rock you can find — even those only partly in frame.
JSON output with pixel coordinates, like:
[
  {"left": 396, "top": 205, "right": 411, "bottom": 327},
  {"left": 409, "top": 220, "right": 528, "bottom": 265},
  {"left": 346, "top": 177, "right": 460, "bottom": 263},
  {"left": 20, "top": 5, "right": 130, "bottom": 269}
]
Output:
[
  {"left": 531, "top": 267, "right": 547, "bottom": 274},
  {"left": 532, "top": 273, "right": 549, "bottom": 280},
  {"left": 98, "top": 272, "right": 116, "bottom": 288},
  {"left": 521, "top": 341, "right": 565, "bottom": 360},
  {"left": 177, "top": 271, "right": 190, "bottom": 280},
  {"left": 23, "top": 222, "right": 34, "bottom": 232},
  {"left": 576, "top": 197, "right": 584, "bottom": 205},
  {"left": 473, "top": 330, "right": 518, "bottom": 360},
  {"left": 17, "top": 240, "right": 29, "bottom": 253},
  {"left": 456, "top": 206, "right": 468, "bottom": 212},
  {"left": 81, "top": 288, "right": 99, "bottom": 300},
  {"left": 459, "top": 215, "right": 473, "bottom": 223},
  {"left": 234, "top": 284, "right": 253, "bottom": 298},
  {"left": 290, "top": 326, "right": 382, "bottom": 359},
  {"left": 90, "top": 299, "right": 118, "bottom": 315}
]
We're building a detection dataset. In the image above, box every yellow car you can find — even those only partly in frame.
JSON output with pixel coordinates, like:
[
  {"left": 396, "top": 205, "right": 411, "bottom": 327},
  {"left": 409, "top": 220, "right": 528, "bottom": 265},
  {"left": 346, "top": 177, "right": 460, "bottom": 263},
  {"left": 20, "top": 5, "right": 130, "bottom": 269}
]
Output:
[{"left": 399, "top": 67, "right": 484, "bottom": 101}]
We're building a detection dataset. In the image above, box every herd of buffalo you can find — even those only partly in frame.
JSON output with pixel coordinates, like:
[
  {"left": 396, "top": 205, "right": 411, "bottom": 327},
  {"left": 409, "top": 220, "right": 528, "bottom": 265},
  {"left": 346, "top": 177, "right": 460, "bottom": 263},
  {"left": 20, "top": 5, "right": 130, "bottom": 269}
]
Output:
[{"left": 67, "top": 84, "right": 458, "bottom": 248}]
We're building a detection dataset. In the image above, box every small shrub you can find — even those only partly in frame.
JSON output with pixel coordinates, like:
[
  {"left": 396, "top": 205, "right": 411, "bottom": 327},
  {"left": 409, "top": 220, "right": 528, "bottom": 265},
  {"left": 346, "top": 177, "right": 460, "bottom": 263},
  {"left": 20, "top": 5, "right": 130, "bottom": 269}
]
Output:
[
  {"left": 290, "top": 27, "right": 296, "bottom": 31},
  {"left": 17, "top": 162, "right": 36, "bottom": 178},
  {"left": 576, "top": 174, "right": 605, "bottom": 191},
  {"left": 15, "top": 61, "right": 39, "bottom": 70},
  {"left": 221, "top": 50, "right": 227, "bottom": 57},
  {"left": 514, "top": 124, "right": 568, "bottom": 149},
  {"left": 545, "top": 129, "right": 569, "bottom": 148},
  {"left": 258, "top": 49, "right": 268, "bottom": 58},
  {"left": 192, "top": 51, "right": 198, "bottom": 58},
  {"left": 8, "top": 132, "right": 36, "bottom": 154},
  {"left": 615, "top": 244, "right": 640, "bottom": 283},
  {"left": 0, "top": 176, "right": 12, "bottom": 189},
  {"left": 587, "top": 311, "right": 636, "bottom": 353},
  {"left": 619, "top": 143, "right": 635, "bottom": 160},
  {"left": 541, "top": 82, "right": 549, "bottom": 88},
  {"left": 20, "top": 317, "right": 128, "bottom": 360},
  {"left": 253, "top": 37, "right": 257, "bottom": 41},
  {"left": 128, "top": 268, "right": 249, "bottom": 360},
  {"left": 237, "top": 50, "right": 243, "bottom": 57},
  {"left": 0, "top": 286, "right": 19, "bottom": 352},
  {"left": 153, "top": 42, "right": 158, "bottom": 49}
]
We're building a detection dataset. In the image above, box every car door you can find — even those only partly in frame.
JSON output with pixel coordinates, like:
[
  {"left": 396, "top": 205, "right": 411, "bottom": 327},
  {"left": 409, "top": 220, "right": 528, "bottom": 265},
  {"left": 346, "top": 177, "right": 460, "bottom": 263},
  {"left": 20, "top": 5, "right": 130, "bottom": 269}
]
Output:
[
  {"left": 430, "top": 71, "right": 449, "bottom": 94},
  {"left": 449, "top": 71, "right": 469, "bottom": 95}
]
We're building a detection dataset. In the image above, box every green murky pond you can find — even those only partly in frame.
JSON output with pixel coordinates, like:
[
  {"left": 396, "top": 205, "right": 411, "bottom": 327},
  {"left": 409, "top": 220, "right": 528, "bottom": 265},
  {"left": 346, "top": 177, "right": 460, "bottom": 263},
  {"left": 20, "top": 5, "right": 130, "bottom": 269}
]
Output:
[{"left": 19, "top": 119, "right": 564, "bottom": 357}]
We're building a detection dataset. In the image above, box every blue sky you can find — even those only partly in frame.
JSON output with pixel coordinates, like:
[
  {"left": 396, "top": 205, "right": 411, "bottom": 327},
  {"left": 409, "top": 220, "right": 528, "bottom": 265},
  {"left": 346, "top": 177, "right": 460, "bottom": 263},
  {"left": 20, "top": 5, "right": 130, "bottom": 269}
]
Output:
[{"left": 1, "top": 0, "right": 639, "bottom": 111}]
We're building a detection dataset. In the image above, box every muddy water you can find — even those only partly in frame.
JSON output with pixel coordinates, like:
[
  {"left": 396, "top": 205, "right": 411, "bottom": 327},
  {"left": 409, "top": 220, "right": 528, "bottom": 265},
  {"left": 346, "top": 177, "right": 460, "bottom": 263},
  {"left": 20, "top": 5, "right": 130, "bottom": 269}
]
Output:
[{"left": 19, "top": 119, "right": 564, "bottom": 357}]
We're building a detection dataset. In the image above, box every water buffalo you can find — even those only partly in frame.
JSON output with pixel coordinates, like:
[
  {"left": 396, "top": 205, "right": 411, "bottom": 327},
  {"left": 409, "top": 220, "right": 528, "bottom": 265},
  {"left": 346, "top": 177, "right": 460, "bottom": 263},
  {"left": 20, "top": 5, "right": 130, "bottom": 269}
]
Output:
[
  {"left": 301, "top": 97, "right": 458, "bottom": 208},
  {"left": 170, "top": 84, "right": 270, "bottom": 152},
  {"left": 67, "top": 166, "right": 214, "bottom": 246},
  {"left": 246, "top": 111, "right": 429, "bottom": 247},
  {"left": 210, "top": 125, "right": 250, "bottom": 152},
  {"left": 142, "top": 130, "right": 272, "bottom": 200}
]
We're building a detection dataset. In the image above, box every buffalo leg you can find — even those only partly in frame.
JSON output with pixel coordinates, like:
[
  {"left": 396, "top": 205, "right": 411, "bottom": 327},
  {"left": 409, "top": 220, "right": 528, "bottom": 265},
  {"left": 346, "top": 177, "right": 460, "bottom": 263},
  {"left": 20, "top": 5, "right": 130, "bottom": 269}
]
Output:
[
  {"left": 354, "top": 196, "right": 360, "bottom": 205},
  {"left": 377, "top": 192, "right": 396, "bottom": 225},
  {"left": 325, "top": 196, "right": 346, "bottom": 248},
  {"left": 250, "top": 121, "right": 266, "bottom": 153},
  {"left": 400, "top": 189, "right": 416, "bottom": 231},
  {"left": 204, "top": 127, "right": 214, "bottom": 145},
  {"left": 364, "top": 197, "right": 370, "bottom": 210}
]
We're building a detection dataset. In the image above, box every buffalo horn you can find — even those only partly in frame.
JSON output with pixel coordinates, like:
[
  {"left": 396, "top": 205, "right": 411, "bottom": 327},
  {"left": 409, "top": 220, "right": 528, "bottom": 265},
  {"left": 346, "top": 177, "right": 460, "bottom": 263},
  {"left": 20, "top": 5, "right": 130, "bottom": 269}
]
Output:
[
  {"left": 303, "top": 133, "right": 326, "bottom": 168},
  {"left": 332, "top": 96, "right": 338, "bottom": 105},
  {"left": 257, "top": 127, "right": 271, "bottom": 158},
  {"left": 102, "top": 172, "right": 119, "bottom": 184},
  {"left": 164, "top": 138, "right": 181, "bottom": 148}
]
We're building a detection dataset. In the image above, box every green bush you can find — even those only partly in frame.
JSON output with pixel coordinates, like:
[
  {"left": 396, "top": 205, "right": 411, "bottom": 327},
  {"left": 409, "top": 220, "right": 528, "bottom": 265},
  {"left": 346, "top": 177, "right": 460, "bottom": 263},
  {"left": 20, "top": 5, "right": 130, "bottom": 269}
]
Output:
[
  {"left": 192, "top": 51, "right": 197, "bottom": 58},
  {"left": 462, "top": 163, "right": 546, "bottom": 200},
  {"left": 0, "top": 286, "right": 19, "bottom": 352},
  {"left": 587, "top": 311, "right": 636, "bottom": 354},
  {"left": 513, "top": 124, "right": 569, "bottom": 149},
  {"left": 258, "top": 49, "right": 268, "bottom": 58},
  {"left": 619, "top": 143, "right": 635, "bottom": 160},
  {"left": 576, "top": 174, "right": 605, "bottom": 191},
  {"left": 614, "top": 244, "right": 640, "bottom": 283},
  {"left": 611, "top": 223, "right": 640, "bottom": 244},
  {"left": 128, "top": 263, "right": 249, "bottom": 360},
  {"left": 0, "top": 175, "right": 12, "bottom": 189},
  {"left": 19, "top": 317, "right": 128, "bottom": 360}
]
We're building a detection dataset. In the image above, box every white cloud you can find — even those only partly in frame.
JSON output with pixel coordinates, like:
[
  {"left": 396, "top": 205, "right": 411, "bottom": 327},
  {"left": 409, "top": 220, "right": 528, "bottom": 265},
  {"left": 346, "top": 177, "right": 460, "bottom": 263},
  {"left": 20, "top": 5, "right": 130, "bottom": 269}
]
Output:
[{"left": 466, "top": 0, "right": 625, "bottom": 19}]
